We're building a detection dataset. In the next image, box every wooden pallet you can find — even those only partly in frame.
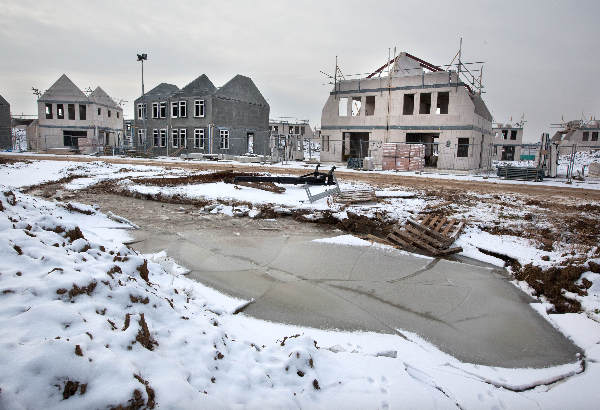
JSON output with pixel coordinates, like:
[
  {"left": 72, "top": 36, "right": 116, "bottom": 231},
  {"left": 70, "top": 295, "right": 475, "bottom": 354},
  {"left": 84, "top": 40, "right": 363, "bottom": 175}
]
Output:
[
  {"left": 385, "top": 215, "right": 465, "bottom": 257},
  {"left": 334, "top": 188, "right": 377, "bottom": 204}
]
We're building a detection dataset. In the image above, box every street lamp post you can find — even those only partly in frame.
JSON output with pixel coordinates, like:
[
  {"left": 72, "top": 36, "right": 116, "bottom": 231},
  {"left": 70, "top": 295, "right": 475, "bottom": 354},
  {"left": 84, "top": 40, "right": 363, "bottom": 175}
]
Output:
[{"left": 137, "top": 53, "right": 148, "bottom": 152}]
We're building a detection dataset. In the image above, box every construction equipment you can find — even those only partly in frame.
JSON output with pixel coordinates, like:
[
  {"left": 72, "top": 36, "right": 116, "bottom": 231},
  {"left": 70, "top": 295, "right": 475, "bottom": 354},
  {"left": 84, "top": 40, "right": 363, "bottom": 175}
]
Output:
[{"left": 233, "top": 165, "right": 337, "bottom": 186}]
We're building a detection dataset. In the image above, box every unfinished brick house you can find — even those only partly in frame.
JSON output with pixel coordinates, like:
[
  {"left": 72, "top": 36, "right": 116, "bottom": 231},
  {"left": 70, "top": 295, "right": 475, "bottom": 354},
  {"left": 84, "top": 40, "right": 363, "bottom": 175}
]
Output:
[
  {"left": 35, "top": 74, "right": 123, "bottom": 154},
  {"left": 133, "top": 74, "right": 270, "bottom": 157},
  {"left": 319, "top": 52, "right": 493, "bottom": 170},
  {"left": 551, "top": 119, "right": 600, "bottom": 149},
  {"left": 269, "top": 119, "right": 315, "bottom": 161},
  {"left": 492, "top": 123, "right": 523, "bottom": 161}
]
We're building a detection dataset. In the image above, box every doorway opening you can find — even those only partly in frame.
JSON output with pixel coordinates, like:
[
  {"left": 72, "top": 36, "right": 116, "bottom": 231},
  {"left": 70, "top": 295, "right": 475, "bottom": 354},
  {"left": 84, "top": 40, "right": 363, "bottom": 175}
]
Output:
[
  {"left": 342, "top": 132, "right": 369, "bottom": 160},
  {"left": 501, "top": 145, "right": 515, "bottom": 161},
  {"left": 63, "top": 130, "right": 87, "bottom": 148},
  {"left": 247, "top": 133, "right": 254, "bottom": 154},
  {"left": 406, "top": 133, "right": 439, "bottom": 167}
]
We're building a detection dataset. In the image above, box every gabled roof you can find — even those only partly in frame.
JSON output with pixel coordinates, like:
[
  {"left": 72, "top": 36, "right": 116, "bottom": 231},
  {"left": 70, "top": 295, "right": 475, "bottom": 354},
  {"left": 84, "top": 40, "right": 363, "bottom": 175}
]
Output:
[
  {"left": 180, "top": 74, "right": 216, "bottom": 95},
  {"left": 39, "top": 74, "right": 87, "bottom": 102},
  {"left": 213, "top": 75, "right": 268, "bottom": 106},
  {"left": 146, "top": 83, "right": 179, "bottom": 97},
  {"left": 0, "top": 94, "right": 9, "bottom": 106},
  {"left": 89, "top": 86, "right": 119, "bottom": 109}
]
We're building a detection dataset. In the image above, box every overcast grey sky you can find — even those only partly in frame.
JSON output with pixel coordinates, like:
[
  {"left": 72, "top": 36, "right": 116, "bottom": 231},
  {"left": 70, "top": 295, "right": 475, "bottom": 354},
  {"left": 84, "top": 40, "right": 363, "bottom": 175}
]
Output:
[{"left": 1, "top": 0, "right": 598, "bottom": 141}]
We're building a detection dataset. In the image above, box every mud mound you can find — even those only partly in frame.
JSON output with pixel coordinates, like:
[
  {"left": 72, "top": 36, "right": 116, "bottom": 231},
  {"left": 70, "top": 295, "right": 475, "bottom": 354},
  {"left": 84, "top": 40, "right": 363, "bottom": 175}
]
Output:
[
  {"left": 0, "top": 157, "right": 30, "bottom": 165},
  {"left": 514, "top": 264, "right": 587, "bottom": 313},
  {"left": 22, "top": 174, "right": 89, "bottom": 194},
  {"left": 130, "top": 171, "right": 259, "bottom": 186}
]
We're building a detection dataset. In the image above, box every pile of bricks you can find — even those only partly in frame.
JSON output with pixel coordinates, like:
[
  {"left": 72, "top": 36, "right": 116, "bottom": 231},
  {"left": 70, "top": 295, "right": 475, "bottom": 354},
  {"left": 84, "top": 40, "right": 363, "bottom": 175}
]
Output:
[{"left": 382, "top": 143, "right": 425, "bottom": 171}]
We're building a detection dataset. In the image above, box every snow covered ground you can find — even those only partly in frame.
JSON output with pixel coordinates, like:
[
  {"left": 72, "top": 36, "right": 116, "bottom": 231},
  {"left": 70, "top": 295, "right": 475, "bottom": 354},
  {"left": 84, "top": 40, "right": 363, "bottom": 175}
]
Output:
[
  {"left": 2, "top": 187, "right": 600, "bottom": 409},
  {"left": 4, "top": 150, "right": 600, "bottom": 190},
  {"left": 1, "top": 158, "right": 600, "bottom": 408}
]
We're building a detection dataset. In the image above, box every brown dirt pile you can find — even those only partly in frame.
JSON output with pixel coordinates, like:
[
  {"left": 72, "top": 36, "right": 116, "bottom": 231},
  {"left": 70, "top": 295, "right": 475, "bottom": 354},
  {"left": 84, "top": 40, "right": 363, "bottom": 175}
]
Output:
[
  {"left": 135, "top": 313, "right": 158, "bottom": 351},
  {"left": 514, "top": 264, "right": 587, "bottom": 313}
]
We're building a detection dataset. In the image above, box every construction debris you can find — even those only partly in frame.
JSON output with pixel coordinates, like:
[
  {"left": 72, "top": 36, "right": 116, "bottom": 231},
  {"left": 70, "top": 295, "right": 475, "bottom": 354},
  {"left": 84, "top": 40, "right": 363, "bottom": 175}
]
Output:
[
  {"left": 234, "top": 165, "right": 337, "bottom": 186},
  {"left": 334, "top": 188, "right": 377, "bottom": 204},
  {"left": 385, "top": 215, "right": 465, "bottom": 256}
]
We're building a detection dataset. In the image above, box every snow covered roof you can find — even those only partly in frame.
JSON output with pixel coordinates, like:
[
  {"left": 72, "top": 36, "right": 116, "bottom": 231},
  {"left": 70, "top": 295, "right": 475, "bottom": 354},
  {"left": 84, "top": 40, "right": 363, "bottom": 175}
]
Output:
[{"left": 39, "top": 74, "right": 88, "bottom": 102}]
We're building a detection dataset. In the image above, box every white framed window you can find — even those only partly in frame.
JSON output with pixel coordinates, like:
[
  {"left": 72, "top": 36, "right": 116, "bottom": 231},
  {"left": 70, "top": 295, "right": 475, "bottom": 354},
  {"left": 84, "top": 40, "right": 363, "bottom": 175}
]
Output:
[
  {"left": 159, "top": 102, "right": 166, "bottom": 118},
  {"left": 153, "top": 129, "right": 159, "bottom": 146},
  {"left": 194, "top": 128, "right": 205, "bottom": 148},
  {"left": 179, "top": 101, "right": 187, "bottom": 118},
  {"left": 219, "top": 129, "right": 229, "bottom": 149},
  {"left": 138, "top": 129, "right": 146, "bottom": 145},
  {"left": 152, "top": 102, "right": 159, "bottom": 118},
  {"left": 171, "top": 101, "right": 179, "bottom": 118},
  {"left": 137, "top": 103, "right": 146, "bottom": 119},
  {"left": 160, "top": 129, "right": 167, "bottom": 147},
  {"left": 179, "top": 128, "right": 187, "bottom": 148},
  {"left": 172, "top": 129, "right": 179, "bottom": 148},
  {"left": 194, "top": 100, "right": 205, "bottom": 117}
]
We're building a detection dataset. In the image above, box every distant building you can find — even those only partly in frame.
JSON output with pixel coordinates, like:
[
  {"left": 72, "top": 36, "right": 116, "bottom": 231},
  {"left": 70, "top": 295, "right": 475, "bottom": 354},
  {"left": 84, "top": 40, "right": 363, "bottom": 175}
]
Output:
[
  {"left": 269, "top": 119, "right": 315, "bottom": 161},
  {"left": 133, "top": 74, "right": 270, "bottom": 157},
  {"left": 123, "top": 119, "right": 135, "bottom": 149},
  {"left": 492, "top": 123, "right": 523, "bottom": 161},
  {"left": 0, "top": 94, "right": 10, "bottom": 150},
  {"left": 320, "top": 52, "right": 493, "bottom": 170},
  {"left": 36, "top": 74, "right": 123, "bottom": 154},
  {"left": 551, "top": 119, "right": 600, "bottom": 148}
]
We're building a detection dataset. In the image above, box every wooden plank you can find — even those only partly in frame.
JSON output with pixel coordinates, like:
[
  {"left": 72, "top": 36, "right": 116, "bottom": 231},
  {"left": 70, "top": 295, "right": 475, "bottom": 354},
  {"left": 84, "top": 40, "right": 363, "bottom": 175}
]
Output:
[
  {"left": 449, "top": 221, "right": 465, "bottom": 239},
  {"left": 420, "top": 215, "right": 432, "bottom": 226},
  {"left": 441, "top": 219, "right": 457, "bottom": 236},
  {"left": 404, "top": 224, "right": 447, "bottom": 249},
  {"left": 406, "top": 218, "right": 451, "bottom": 244},
  {"left": 392, "top": 230, "right": 439, "bottom": 254},
  {"left": 368, "top": 234, "right": 395, "bottom": 247},
  {"left": 433, "top": 246, "right": 463, "bottom": 256},
  {"left": 387, "top": 232, "right": 417, "bottom": 251},
  {"left": 433, "top": 217, "right": 447, "bottom": 232},
  {"left": 428, "top": 216, "right": 439, "bottom": 228}
]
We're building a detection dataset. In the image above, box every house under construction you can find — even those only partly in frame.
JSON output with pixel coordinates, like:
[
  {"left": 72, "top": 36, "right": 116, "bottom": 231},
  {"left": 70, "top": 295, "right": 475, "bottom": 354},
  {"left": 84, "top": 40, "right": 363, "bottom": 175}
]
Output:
[
  {"left": 319, "top": 51, "right": 493, "bottom": 170},
  {"left": 551, "top": 119, "right": 600, "bottom": 148},
  {"left": 269, "top": 118, "right": 315, "bottom": 161}
]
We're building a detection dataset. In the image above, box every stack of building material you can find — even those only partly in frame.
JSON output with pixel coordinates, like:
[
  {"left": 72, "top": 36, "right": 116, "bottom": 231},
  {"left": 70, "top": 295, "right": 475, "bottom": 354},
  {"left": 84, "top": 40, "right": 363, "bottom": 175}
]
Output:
[
  {"left": 382, "top": 143, "right": 398, "bottom": 170},
  {"left": 385, "top": 215, "right": 464, "bottom": 256},
  {"left": 408, "top": 145, "right": 425, "bottom": 171},
  {"left": 334, "top": 188, "right": 377, "bottom": 204},
  {"left": 496, "top": 166, "right": 544, "bottom": 181},
  {"left": 382, "top": 143, "right": 425, "bottom": 171}
]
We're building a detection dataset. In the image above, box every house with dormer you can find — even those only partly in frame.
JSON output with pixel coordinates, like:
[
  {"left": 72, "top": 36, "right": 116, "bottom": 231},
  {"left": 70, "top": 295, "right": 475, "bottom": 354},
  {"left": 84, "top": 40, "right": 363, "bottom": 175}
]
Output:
[
  {"left": 133, "top": 74, "right": 270, "bottom": 156},
  {"left": 35, "top": 74, "right": 123, "bottom": 154}
]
